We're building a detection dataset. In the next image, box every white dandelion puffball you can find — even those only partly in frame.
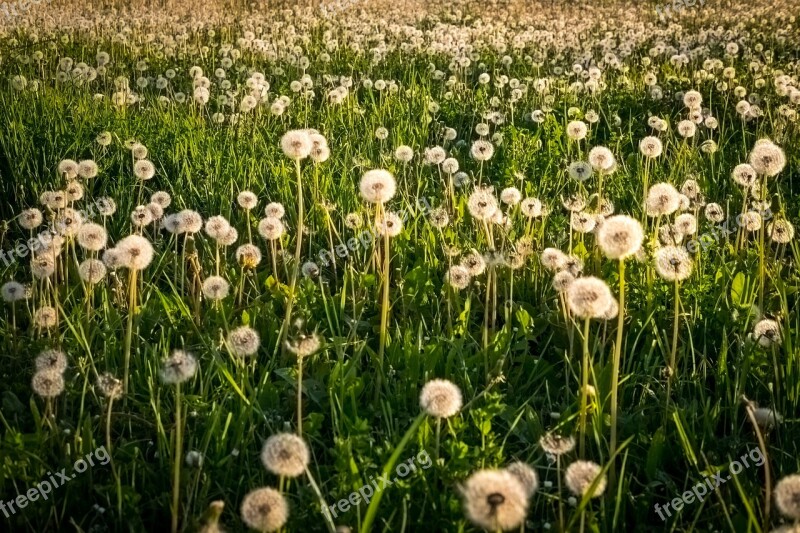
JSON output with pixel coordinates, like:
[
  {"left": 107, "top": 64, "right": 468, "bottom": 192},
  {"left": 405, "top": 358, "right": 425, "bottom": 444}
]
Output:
[{"left": 359, "top": 169, "right": 396, "bottom": 204}]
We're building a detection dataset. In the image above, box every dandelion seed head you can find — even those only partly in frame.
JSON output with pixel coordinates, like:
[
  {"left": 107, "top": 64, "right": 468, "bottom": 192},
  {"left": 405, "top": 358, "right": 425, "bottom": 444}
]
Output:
[
  {"left": 236, "top": 244, "right": 262, "bottom": 269},
  {"left": 749, "top": 141, "right": 786, "bottom": 176},
  {"left": 237, "top": 191, "right": 258, "bottom": 210},
  {"left": 284, "top": 333, "right": 321, "bottom": 358},
  {"left": 654, "top": 245, "right": 693, "bottom": 281},
  {"left": 97, "top": 372, "right": 123, "bottom": 400},
  {"left": 461, "top": 469, "right": 528, "bottom": 531},
  {"left": 567, "top": 161, "right": 593, "bottom": 182},
  {"left": 539, "top": 432, "right": 576, "bottom": 455},
  {"left": 78, "top": 259, "right": 107, "bottom": 284},
  {"left": 565, "top": 460, "right": 607, "bottom": 498},
  {"left": 1, "top": 281, "right": 27, "bottom": 302},
  {"left": 420, "top": 379, "right": 462, "bottom": 418},
  {"left": 264, "top": 202, "right": 286, "bottom": 219},
  {"left": 359, "top": 170, "right": 396, "bottom": 204},
  {"left": 159, "top": 349, "right": 198, "bottom": 384},
  {"left": 227, "top": 326, "right": 260, "bottom": 357},
  {"left": 566, "top": 276, "right": 613, "bottom": 318},
  {"left": 32, "top": 369, "right": 65, "bottom": 398},
  {"left": 117, "top": 235, "right": 154, "bottom": 270},
  {"left": 240, "top": 487, "right": 288, "bottom": 532},
  {"left": 468, "top": 187, "right": 498, "bottom": 221},
  {"left": 588, "top": 146, "right": 615, "bottom": 170},
  {"left": 261, "top": 433, "right": 310, "bottom": 477},
  {"left": 754, "top": 318, "right": 781, "bottom": 347},
  {"left": 133, "top": 160, "right": 156, "bottom": 180},
  {"left": 151, "top": 191, "right": 172, "bottom": 209},
  {"left": 646, "top": 183, "right": 681, "bottom": 217},
  {"left": 258, "top": 217, "right": 285, "bottom": 241},
  {"left": 35, "top": 349, "right": 67, "bottom": 373},
  {"left": 19, "top": 208, "right": 43, "bottom": 230},
  {"left": 202, "top": 275, "right": 230, "bottom": 300},
  {"left": 597, "top": 215, "right": 643, "bottom": 259},
  {"left": 638, "top": 136, "right": 663, "bottom": 158},
  {"left": 768, "top": 219, "right": 794, "bottom": 244},
  {"left": 774, "top": 474, "right": 800, "bottom": 520}
]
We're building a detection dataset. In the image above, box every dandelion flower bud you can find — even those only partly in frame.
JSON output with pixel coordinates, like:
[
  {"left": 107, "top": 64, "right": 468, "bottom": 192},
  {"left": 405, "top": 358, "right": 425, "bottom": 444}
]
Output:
[
  {"left": 159, "top": 350, "right": 198, "bottom": 384},
  {"left": 240, "top": 487, "right": 288, "bottom": 532},
  {"left": 654, "top": 245, "right": 693, "bottom": 281},
  {"left": 420, "top": 379, "right": 462, "bottom": 418},
  {"left": 461, "top": 469, "right": 528, "bottom": 531},
  {"left": 32, "top": 369, "right": 65, "bottom": 398},
  {"left": 565, "top": 460, "right": 607, "bottom": 498},
  {"left": 280, "top": 129, "right": 313, "bottom": 160},
  {"left": 566, "top": 276, "right": 613, "bottom": 319},
  {"left": 261, "top": 433, "right": 310, "bottom": 477},
  {"left": 359, "top": 169, "right": 396, "bottom": 204}
]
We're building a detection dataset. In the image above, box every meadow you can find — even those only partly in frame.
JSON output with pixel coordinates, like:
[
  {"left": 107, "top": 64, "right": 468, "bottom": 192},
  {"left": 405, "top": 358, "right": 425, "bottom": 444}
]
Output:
[{"left": 0, "top": 0, "right": 799, "bottom": 531}]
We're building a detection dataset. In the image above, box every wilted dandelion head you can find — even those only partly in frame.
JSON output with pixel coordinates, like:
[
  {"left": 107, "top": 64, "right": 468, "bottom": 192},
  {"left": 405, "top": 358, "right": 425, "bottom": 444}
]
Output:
[
  {"left": 258, "top": 217, "right": 285, "bottom": 241},
  {"left": 567, "top": 161, "right": 592, "bottom": 182},
  {"left": 470, "top": 140, "right": 495, "bottom": 161},
  {"left": 240, "top": 487, "right": 288, "bottom": 532},
  {"left": 35, "top": 349, "right": 67, "bottom": 373},
  {"left": 420, "top": 379, "right": 462, "bottom": 418},
  {"left": 237, "top": 191, "right": 258, "bottom": 210},
  {"left": 133, "top": 159, "right": 156, "bottom": 180},
  {"left": 597, "top": 215, "right": 643, "bottom": 260},
  {"left": 227, "top": 326, "right": 260, "bottom": 357},
  {"left": 461, "top": 469, "right": 528, "bottom": 531},
  {"left": 78, "top": 259, "right": 107, "bottom": 284},
  {"left": 674, "top": 213, "right": 698, "bottom": 236},
  {"left": 705, "top": 203, "right": 725, "bottom": 223},
  {"left": 236, "top": 244, "right": 262, "bottom": 269},
  {"left": 753, "top": 318, "right": 781, "bottom": 347},
  {"left": 160, "top": 350, "right": 198, "bottom": 384},
  {"left": 359, "top": 169, "right": 396, "bottom": 204},
  {"left": 566, "top": 276, "right": 613, "bottom": 318},
  {"left": 19, "top": 208, "right": 43, "bottom": 230},
  {"left": 638, "top": 136, "right": 663, "bottom": 158},
  {"left": 202, "top": 275, "right": 230, "bottom": 301},
  {"left": 539, "top": 432, "right": 576, "bottom": 455},
  {"left": 1, "top": 281, "right": 27, "bottom": 303},
  {"left": 445, "top": 265, "right": 471, "bottom": 290},
  {"left": 117, "top": 235, "right": 154, "bottom": 270},
  {"left": 280, "top": 129, "right": 313, "bottom": 160},
  {"left": 467, "top": 187, "right": 498, "bottom": 221},
  {"left": 768, "top": 219, "right": 794, "bottom": 244},
  {"left": 565, "top": 460, "right": 607, "bottom": 498},
  {"left": 285, "top": 333, "right": 321, "bottom": 358},
  {"left": 32, "top": 369, "right": 65, "bottom": 399},
  {"left": 749, "top": 141, "right": 786, "bottom": 177},
  {"left": 505, "top": 462, "right": 538, "bottom": 498},
  {"left": 646, "top": 183, "right": 681, "bottom": 217},
  {"left": 97, "top": 372, "right": 123, "bottom": 400},
  {"left": 588, "top": 146, "right": 615, "bottom": 171},
  {"left": 654, "top": 245, "right": 693, "bottom": 281},
  {"left": 774, "top": 474, "right": 800, "bottom": 520},
  {"left": 375, "top": 212, "right": 403, "bottom": 237},
  {"left": 261, "top": 433, "right": 310, "bottom": 477}
]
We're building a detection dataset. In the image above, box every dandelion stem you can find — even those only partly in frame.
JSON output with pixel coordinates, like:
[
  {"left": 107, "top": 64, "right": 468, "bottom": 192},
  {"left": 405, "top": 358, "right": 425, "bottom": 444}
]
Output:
[
  {"left": 609, "top": 258, "right": 625, "bottom": 487},
  {"left": 578, "top": 317, "right": 591, "bottom": 456},
  {"left": 171, "top": 383, "right": 183, "bottom": 533}
]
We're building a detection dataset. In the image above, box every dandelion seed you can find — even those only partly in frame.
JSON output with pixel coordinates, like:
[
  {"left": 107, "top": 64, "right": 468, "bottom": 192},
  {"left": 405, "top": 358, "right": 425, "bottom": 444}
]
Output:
[
  {"left": 541, "top": 248, "right": 567, "bottom": 271},
  {"left": 133, "top": 160, "right": 156, "bottom": 180},
  {"left": 264, "top": 202, "right": 286, "bottom": 219},
  {"left": 705, "top": 203, "right": 725, "bottom": 223},
  {"left": 588, "top": 146, "right": 615, "bottom": 171},
  {"left": 375, "top": 212, "right": 403, "bottom": 237},
  {"left": 749, "top": 141, "right": 786, "bottom": 176},
  {"left": 741, "top": 211, "right": 762, "bottom": 232},
  {"left": 394, "top": 145, "right": 414, "bottom": 163},
  {"left": 674, "top": 213, "right": 698, "bottom": 236},
  {"left": 732, "top": 163, "right": 758, "bottom": 187},
  {"left": 151, "top": 191, "right": 172, "bottom": 208},
  {"left": 470, "top": 140, "right": 495, "bottom": 161},
  {"left": 768, "top": 219, "right": 794, "bottom": 243},
  {"left": 567, "top": 161, "right": 592, "bottom": 182},
  {"left": 19, "top": 208, "right": 43, "bottom": 230},
  {"left": 500, "top": 187, "right": 522, "bottom": 206},
  {"left": 117, "top": 235, "right": 154, "bottom": 270},
  {"left": 1, "top": 281, "right": 26, "bottom": 302},
  {"left": 237, "top": 191, "right": 258, "bottom": 210},
  {"left": 177, "top": 210, "right": 203, "bottom": 234},
  {"left": 638, "top": 136, "right": 663, "bottom": 158},
  {"left": 258, "top": 217, "right": 284, "bottom": 241}
]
